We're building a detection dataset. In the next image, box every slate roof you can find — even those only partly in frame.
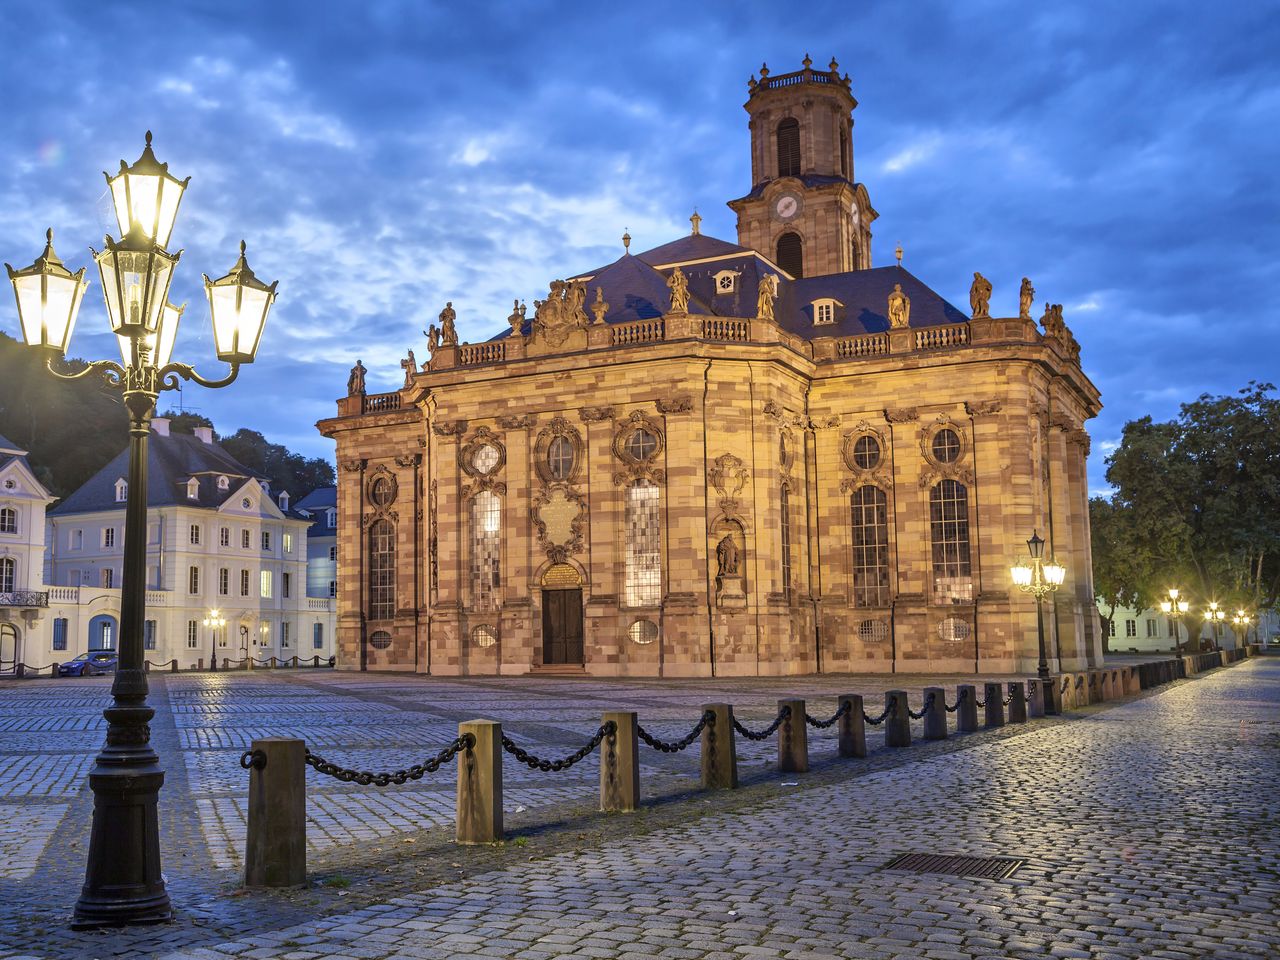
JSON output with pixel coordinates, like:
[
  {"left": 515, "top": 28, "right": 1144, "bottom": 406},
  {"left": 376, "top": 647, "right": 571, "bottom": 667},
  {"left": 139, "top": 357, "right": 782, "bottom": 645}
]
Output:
[
  {"left": 0, "top": 433, "right": 22, "bottom": 454},
  {"left": 729, "top": 174, "right": 860, "bottom": 203},
  {"left": 294, "top": 486, "right": 337, "bottom": 539},
  {"left": 50, "top": 432, "right": 266, "bottom": 516}
]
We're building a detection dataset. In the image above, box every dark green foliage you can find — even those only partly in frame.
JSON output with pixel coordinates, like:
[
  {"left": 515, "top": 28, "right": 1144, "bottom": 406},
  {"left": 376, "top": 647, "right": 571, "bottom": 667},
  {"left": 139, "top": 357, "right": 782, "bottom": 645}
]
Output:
[{"left": 218, "top": 428, "right": 334, "bottom": 500}]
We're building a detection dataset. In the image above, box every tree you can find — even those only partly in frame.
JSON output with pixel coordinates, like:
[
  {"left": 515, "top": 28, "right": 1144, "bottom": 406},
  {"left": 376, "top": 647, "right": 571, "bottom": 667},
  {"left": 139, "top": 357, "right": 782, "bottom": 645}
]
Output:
[
  {"left": 1089, "top": 497, "right": 1156, "bottom": 653},
  {"left": 219, "top": 428, "right": 335, "bottom": 500}
]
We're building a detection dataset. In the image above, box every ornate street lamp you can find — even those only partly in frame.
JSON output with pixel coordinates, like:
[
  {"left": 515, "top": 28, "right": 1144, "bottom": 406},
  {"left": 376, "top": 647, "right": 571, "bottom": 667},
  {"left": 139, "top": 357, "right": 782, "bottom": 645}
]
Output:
[
  {"left": 1159, "top": 588, "right": 1190, "bottom": 658},
  {"left": 5, "top": 133, "right": 276, "bottom": 928},
  {"left": 1010, "top": 530, "right": 1067, "bottom": 680},
  {"left": 1204, "top": 601, "right": 1225, "bottom": 653},
  {"left": 1232, "top": 609, "right": 1252, "bottom": 648},
  {"left": 203, "top": 608, "right": 226, "bottom": 672}
]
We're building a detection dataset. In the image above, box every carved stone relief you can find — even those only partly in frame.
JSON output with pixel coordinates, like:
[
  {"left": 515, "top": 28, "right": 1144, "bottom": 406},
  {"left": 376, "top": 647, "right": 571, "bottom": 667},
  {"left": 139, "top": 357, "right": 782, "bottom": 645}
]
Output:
[
  {"left": 531, "top": 484, "right": 587, "bottom": 564},
  {"left": 431, "top": 419, "right": 468, "bottom": 438},
  {"left": 611, "top": 410, "right": 666, "bottom": 486},
  {"left": 578, "top": 406, "right": 615, "bottom": 423},
  {"left": 655, "top": 395, "right": 692, "bottom": 414},
  {"left": 496, "top": 413, "right": 536, "bottom": 430},
  {"left": 459, "top": 426, "right": 507, "bottom": 499}
]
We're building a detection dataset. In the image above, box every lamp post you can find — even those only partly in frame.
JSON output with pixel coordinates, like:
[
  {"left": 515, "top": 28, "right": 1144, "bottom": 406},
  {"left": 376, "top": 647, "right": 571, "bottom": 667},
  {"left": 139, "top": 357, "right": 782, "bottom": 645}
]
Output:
[
  {"left": 239, "top": 623, "right": 250, "bottom": 668},
  {"left": 203, "top": 608, "right": 226, "bottom": 672},
  {"left": 5, "top": 133, "right": 276, "bottom": 928},
  {"left": 1232, "top": 609, "right": 1252, "bottom": 649},
  {"left": 1158, "top": 588, "right": 1190, "bottom": 657},
  {"left": 1204, "top": 601, "right": 1224, "bottom": 653},
  {"left": 1010, "top": 531, "right": 1067, "bottom": 680}
]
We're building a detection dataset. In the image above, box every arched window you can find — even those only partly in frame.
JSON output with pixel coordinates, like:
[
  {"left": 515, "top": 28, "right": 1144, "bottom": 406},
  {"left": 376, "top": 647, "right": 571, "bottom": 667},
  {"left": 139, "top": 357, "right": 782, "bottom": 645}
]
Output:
[
  {"left": 929, "top": 480, "right": 972, "bottom": 604},
  {"left": 0, "top": 508, "right": 15, "bottom": 534},
  {"left": 776, "top": 232, "right": 803, "bottom": 278},
  {"left": 840, "top": 123, "right": 850, "bottom": 179},
  {"left": 776, "top": 118, "right": 801, "bottom": 177},
  {"left": 779, "top": 486, "right": 793, "bottom": 597},
  {"left": 368, "top": 519, "right": 395, "bottom": 620},
  {"left": 0, "top": 557, "right": 14, "bottom": 593},
  {"left": 471, "top": 491, "right": 501, "bottom": 610},
  {"left": 851, "top": 486, "right": 890, "bottom": 607},
  {"left": 624, "top": 481, "right": 661, "bottom": 607}
]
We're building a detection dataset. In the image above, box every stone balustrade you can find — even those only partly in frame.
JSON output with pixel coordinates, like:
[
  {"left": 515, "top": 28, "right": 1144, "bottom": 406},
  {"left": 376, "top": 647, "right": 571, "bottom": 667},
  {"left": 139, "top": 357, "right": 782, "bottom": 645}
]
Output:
[{"left": 611, "top": 318, "right": 665, "bottom": 345}]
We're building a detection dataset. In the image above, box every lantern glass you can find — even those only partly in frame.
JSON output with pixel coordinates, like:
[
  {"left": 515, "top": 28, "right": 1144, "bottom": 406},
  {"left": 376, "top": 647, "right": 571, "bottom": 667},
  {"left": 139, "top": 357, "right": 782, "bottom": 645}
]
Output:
[
  {"left": 5, "top": 231, "right": 89, "bottom": 354},
  {"left": 1159, "top": 600, "right": 1172, "bottom": 614},
  {"left": 1177, "top": 600, "right": 1190, "bottom": 614},
  {"left": 1010, "top": 559, "right": 1033, "bottom": 588},
  {"left": 1026, "top": 531, "right": 1045, "bottom": 560},
  {"left": 204, "top": 241, "right": 277, "bottom": 365},
  {"left": 105, "top": 132, "right": 189, "bottom": 249},
  {"left": 117, "top": 300, "right": 182, "bottom": 368},
  {"left": 1043, "top": 560, "right": 1067, "bottom": 587},
  {"left": 95, "top": 236, "right": 179, "bottom": 339}
]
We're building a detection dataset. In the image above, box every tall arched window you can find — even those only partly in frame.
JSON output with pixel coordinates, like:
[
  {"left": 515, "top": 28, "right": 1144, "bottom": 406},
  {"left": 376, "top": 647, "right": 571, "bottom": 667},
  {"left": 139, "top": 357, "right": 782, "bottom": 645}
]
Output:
[
  {"left": 776, "top": 232, "right": 803, "bottom": 278},
  {"left": 840, "top": 123, "right": 850, "bottom": 179},
  {"left": 0, "top": 508, "right": 16, "bottom": 534},
  {"left": 624, "top": 480, "right": 661, "bottom": 607},
  {"left": 0, "top": 557, "right": 14, "bottom": 593},
  {"left": 929, "top": 480, "right": 972, "bottom": 604},
  {"left": 368, "top": 519, "right": 395, "bottom": 621},
  {"left": 779, "top": 486, "right": 793, "bottom": 597},
  {"left": 851, "top": 486, "right": 890, "bottom": 607},
  {"left": 471, "top": 491, "right": 501, "bottom": 610},
  {"left": 776, "top": 118, "right": 801, "bottom": 177}
]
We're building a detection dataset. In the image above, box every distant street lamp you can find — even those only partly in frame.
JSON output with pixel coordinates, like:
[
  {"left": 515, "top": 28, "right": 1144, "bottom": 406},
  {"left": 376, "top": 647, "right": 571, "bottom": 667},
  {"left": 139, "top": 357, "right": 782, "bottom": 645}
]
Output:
[
  {"left": 1204, "top": 601, "right": 1225, "bottom": 653},
  {"left": 1233, "top": 609, "right": 1253, "bottom": 648},
  {"left": 1159, "top": 588, "right": 1190, "bottom": 657},
  {"left": 203, "top": 608, "right": 226, "bottom": 671},
  {"left": 239, "top": 623, "right": 250, "bottom": 667},
  {"left": 1010, "top": 531, "right": 1067, "bottom": 680},
  {"left": 4, "top": 132, "right": 276, "bottom": 928}
]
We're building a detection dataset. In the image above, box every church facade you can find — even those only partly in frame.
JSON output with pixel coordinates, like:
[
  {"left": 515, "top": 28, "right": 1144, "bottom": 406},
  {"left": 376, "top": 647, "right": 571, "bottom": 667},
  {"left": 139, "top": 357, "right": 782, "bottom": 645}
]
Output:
[{"left": 319, "top": 57, "right": 1102, "bottom": 677}]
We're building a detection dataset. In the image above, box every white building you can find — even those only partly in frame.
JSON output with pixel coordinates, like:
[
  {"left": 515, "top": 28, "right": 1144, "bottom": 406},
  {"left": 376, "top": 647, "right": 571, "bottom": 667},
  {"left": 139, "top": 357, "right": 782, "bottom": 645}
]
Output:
[
  {"left": 0, "top": 434, "right": 56, "bottom": 671},
  {"left": 0, "top": 420, "right": 335, "bottom": 670},
  {"left": 1097, "top": 602, "right": 1270, "bottom": 654},
  {"left": 294, "top": 486, "right": 337, "bottom": 601}
]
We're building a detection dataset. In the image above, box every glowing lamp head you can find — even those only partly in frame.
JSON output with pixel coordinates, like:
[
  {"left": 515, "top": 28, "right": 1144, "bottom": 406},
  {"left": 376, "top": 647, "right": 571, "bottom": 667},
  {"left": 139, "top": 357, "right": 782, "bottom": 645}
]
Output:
[
  {"left": 203, "top": 241, "right": 277, "bottom": 365},
  {"left": 104, "top": 131, "right": 189, "bottom": 250},
  {"left": 117, "top": 300, "right": 183, "bottom": 368},
  {"left": 1167, "top": 588, "right": 1180, "bottom": 601},
  {"left": 1159, "top": 600, "right": 1172, "bottom": 614},
  {"left": 1043, "top": 559, "right": 1067, "bottom": 587},
  {"left": 5, "top": 229, "right": 89, "bottom": 355},
  {"left": 1177, "top": 599, "right": 1190, "bottom": 615},
  {"left": 93, "top": 229, "right": 181, "bottom": 340},
  {"left": 1010, "top": 559, "right": 1033, "bottom": 588}
]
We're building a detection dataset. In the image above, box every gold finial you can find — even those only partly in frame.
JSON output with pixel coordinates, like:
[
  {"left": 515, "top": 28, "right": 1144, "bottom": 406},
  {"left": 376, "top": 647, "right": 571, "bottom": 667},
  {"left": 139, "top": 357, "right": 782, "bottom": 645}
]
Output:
[
  {"left": 829, "top": 57, "right": 839, "bottom": 72},
  {"left": 760, "top": 62, "right": 769, "bottom": 78},
  {"left": 622, "top": 229, "right": 631, "bottom": 253},
  {"left": 690, "top": 209, "right": 702, "bottom": 236},
  {"left": 895, "top": 244, "right": 903, "bottom": 266},
  {"left": 802, "top": 53, "right": 812, "bottom": 70}
]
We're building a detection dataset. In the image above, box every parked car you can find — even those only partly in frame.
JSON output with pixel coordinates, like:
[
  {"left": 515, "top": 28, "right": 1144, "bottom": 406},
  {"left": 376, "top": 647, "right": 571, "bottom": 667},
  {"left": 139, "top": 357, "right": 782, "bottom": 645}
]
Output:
[{"left": 58, "top": 651, "right": 119, "bottom": 677}]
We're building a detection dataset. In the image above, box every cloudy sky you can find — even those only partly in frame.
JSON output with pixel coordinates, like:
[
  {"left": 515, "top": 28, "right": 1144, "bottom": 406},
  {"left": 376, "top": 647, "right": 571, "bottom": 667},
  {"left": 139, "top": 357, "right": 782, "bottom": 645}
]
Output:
[{"left": 1, "top": 1, "right": 1276, "bottom": 492}]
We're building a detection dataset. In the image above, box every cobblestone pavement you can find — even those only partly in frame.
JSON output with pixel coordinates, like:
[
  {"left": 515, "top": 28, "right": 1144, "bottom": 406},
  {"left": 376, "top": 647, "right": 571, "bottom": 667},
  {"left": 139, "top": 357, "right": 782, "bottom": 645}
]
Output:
[{"left": 0, "top": 658, "right": 1274, "bottom": 959}]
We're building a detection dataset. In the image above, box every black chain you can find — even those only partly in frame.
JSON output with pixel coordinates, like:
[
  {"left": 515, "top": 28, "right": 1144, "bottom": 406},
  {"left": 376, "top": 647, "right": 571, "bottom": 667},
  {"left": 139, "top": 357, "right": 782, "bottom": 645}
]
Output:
[
  {"left": 501, "top": 722, "right": 615, "bottom": 772},
  {"left": 1025, "top": 686, "right": 1035, "bottom": 702},
  {"left": 1061, "top": 677, "right": 1070, "bottom": 694},
  {"left": 944, "top": 688, "right": 965, "bottom": 713},
  {"left": 907, "top": 692, "right": 936, "bottom": 720},
  {"left": 238, "top": 748, "right": 266, "bottom": 770},
  {"left": 973, "top": 691, "right": 987, "bottom": 708},
  {"left": 637, "top": 710, "right": 714, "bottom": 752},
  {"left": 1075, "top": 676, "right": 1085, "bottom": 690},
  {"left": 733, "top": 705, "right": 792, "bottom": 741},
  {"left": 302, "top": 734, "right": 475, "bottom": 786},
  {"left": 1001, "top": 691, "right": 1015, "bottom": 706},
  {"left": 863, "top": 700, "right": 897, "bottom": 726},
  {"left": 805, "top": 700, "right": 852, "bottom": 729}
]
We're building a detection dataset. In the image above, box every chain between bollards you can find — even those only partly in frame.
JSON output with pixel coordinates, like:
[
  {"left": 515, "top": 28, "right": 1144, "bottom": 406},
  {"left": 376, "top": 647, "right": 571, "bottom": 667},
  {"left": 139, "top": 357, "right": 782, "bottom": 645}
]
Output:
[
  {"left": 804, "top": 700, "right": 853, "bottom": 729},
  {"left": 501, "top": 722, "right": 615, "bottom": 772},
  {"left": 637, "top": 710, "right": 714, "bottom": 752},
  {"left": 301, "top": 734, "right": 474, "bottom": 786},
  {"left": 732, "top": 705, "right": 791, "bottom": 741}
]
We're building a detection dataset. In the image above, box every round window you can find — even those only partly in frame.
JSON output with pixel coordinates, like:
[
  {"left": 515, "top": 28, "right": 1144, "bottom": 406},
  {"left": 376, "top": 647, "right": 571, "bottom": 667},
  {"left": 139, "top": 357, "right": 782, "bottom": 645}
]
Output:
[
  {"left": 370, "top": 477, "right": 395, "bottom": 507},
  {"left": 472, "top": 625, "right": 497, "bottom": 648},
  {"left": 937, "top": 617, "right": 970, "bottom": 643},
  {"left": 547, "top": 435, "right": 575, "bottom": 480},
  {"left": 471, "top": 444, "right": 500, "bottom": 475},
  {"left": 629, "top": 619, "right": 658, "bottom": 645},
  {"left": 852, "top": 435, "right": 880, "bottom": 470},
  {"left": 241, "top": 497, "right": 251, "bottom": 509},
  {"left": 625, "top": 428, "right": 658, "bottom": 462},
  {"left": 931, "top": 429, "right": 961, "bottom": 464},
  {"left": 369, "top": 630, "right": 392, "bottom": 650},
  {"left": 857, "top": 619, "right": 889, "bottom": 643}
]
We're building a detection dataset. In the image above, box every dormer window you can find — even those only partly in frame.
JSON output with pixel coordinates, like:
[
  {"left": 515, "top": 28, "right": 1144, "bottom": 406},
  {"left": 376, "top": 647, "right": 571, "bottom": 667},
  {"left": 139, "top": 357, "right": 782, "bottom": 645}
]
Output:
[
  {"left": 812, "top": 298, "right": 842, "bottom": 326},
  {"left": 713, "top": 269, "right": 739, "bottom": 294},
  {"left": 277, "top": 491, "right": 291, "bottom": 512},
  {"left": 217, "top": 475, "right": 229, "bottom": 491},
  {"left": 326, "top": 508, "right": 337, "bottom": 528},
  {"left": 114, "top": 478, "right": 128, "bottom": 503},
  {"left": 186, "top": 478, "right": 199, "bottom": 500}
]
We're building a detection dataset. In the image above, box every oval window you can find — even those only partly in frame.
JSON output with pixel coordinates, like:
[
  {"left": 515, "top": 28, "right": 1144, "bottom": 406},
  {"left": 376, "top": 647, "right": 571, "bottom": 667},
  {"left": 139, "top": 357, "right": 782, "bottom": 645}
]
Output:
[
  {"left": 472, "top": 625, "right": 497, "bottom": 648},
  {"left": 931, "top": 429, "right": 961, "bottom": 464},
  {"left": 625, "top": 428, "right": 658, "bottom": 462},
  {"left": 629, "top": 619, "right": 658, "bottom": 645},
  {"left": 852, "top": 435, "right": 880, "bottom": 470},
  {"left": 547, "top": 435, "right": 575, "bottom": 480},
  {"left": 370, "top": 477, "right": 394, "bottom": 506},
  {"left": 857, "top": 619, "right": 889, "bottom": 643},
  {"left": 471, "top": 444, "right": 500, "bottom": 475},
  {"left": 937, "top": 617, "right": 970, "bottom": 643},
  {"left": 369, "top": 630, "right": 392, "bottom": 650}
]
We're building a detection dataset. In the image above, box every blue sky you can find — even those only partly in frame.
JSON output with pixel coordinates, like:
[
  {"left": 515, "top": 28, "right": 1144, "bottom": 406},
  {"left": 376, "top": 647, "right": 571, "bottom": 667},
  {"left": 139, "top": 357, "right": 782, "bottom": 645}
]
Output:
[{"left": 2, "top": 1, "right": 1277, "bottom": 492}]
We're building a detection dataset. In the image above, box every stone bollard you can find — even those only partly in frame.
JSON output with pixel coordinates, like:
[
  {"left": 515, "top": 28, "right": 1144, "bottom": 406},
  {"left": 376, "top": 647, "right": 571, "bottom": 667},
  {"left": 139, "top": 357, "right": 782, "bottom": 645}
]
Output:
[
  {"left": 956, "top": 685, "right": 979, "bottom": 732},
  {"left": 1008, "top": 682, "right": 1028, "bottom": 724},
  {"left": 1028, "top": 679, "right": 1045, "bottom": 718},
  {"left": 244, "top": 737, "right": 307, "bottom": 888},
  {"left": 50, "top": 663, "right": 59, "bottom": 678},
  {"left": 1045, "top": 677, "right": 1064, "bottom": 715},
  {"left": 456, "top": 720, "right": 502, "bottom": 844},
  {"left": 983, "top": 682, "right": 1005, "bottom": 728},
  {"left": 923, "top": 686, "right": 948, "bottom": 740},
  {"left": 14, "top": 663, "right": 24, "bottom": 679},
  {"left": 777, "top": 699, "right": 808, "bottom": 773},
  {"left": 144, "top": 661, "right": 151, "bottom": 673},
  {"left": 701, "top": 703, "right": 737, "bottom": 790},
  {"left": 837, "top": 694, "right": 866, "bottom": 758},
  {"left": 885, "top": 690, "right": 911, "bottom": 748},
  {"left": 197, "top": 658, "right": 204, "bottom": 671},
  {"left": 600, "top": 711, "right": 639, "bottom": 813}
]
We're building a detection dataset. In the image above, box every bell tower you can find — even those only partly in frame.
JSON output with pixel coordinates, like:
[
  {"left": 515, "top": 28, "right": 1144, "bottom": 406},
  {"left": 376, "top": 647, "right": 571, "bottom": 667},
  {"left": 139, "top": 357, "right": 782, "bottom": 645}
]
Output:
[{"left": 727, "top": 55, "right": 877, "bottom": 278}]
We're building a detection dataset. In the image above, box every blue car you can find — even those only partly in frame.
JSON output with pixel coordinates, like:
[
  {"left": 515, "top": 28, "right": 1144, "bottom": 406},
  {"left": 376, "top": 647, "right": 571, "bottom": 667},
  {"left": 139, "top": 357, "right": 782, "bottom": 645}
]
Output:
[{"left": 59, "top": 650, "right": 119, "bottom": 677}]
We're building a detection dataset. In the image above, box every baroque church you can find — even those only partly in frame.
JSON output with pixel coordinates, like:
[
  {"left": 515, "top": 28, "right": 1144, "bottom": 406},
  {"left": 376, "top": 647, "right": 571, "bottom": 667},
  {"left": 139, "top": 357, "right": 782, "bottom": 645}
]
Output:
[{"left": 319, "top": 56, "right": 1102, "bottom": 676}]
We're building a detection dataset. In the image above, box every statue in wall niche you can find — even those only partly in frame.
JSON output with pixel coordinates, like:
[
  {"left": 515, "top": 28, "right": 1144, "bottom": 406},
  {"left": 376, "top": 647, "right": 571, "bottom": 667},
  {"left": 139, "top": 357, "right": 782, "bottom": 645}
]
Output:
[
  {"left": 400, "top": 349, "right": 416, "bottom": 387},
  {"left": 439, "top": 302, "right": 458, "bottom": 346},
  {"left": 347, "top": 359, "right": 367, "bottom": 396},
  {"left": 757, "top": 274, "right": 776, "bottom": 321},
  {"left": 667, "top": 266, "right": 689, "bottom": 314},
  {"left": 887, "top": 283, "right": 911, "bottom": 329},
  {"left": 969, "top": 272, "right": 992, "bottom": 319},
  {"left": 507, "top": 299, "right": 527, "bottom": 335},
  {"left": 1019, "top": 277, "right": 1035, "bottom": 320},
  {"left": 716, "top": 535, "right": 740, "bottom": 576}
]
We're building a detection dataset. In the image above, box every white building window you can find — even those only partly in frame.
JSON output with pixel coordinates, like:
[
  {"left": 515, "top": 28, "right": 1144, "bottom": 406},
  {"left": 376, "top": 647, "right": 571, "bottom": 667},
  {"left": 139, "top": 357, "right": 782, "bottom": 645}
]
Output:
[
  {"left": 713, "top": 269, "right": 739, "bottom": 293},
  {"left": 326, "top": 509, "right": 336, "bottom": 528},
  {"left": 812, "top": 298, "right": 841, "bottom": 325},
  {"left": 53, "top": 618, "right": 68, "bottom": 651},
  {"left": 219, "top": 527, "right": 230, "bottom": 547},
  {"left": 186, "top": 478, "right": 199, "bottom": 500},
  {"left": 328, "top": 546, "right": 337, "bottom": 561},
  {"left": 0, "top": 557, "right": 14, "bottom": 593},
  {"left": 187, "top": 620, "right": 199, "bottom": 648},
  {"left": 313, "top": 623, "right": 324, "bottom": 649},
  {"left": 262, "top": 531, "right": 271, "bottom": 551},
  {"left": 102, "top": 568, "right": 114, "bottom": 589},
  {"left": 280, "top": 621, "right": 291, "bottom": 648},
  {"left": 190, "top": 524, "right": 201, "bottom": 545},
  {"left": 240, "top": 569, "right": 250, "bottom": 596},
  {"left": 261, "top": 570, "right": 273, "bottom": 598},
  {"left": 114, "top": 478, "right": 127, "bottom": 502},
  {"left": 218, "top": 568, "right": 229, "bottom": 596},
  {"left": 470, "top": 491, "right": 501, "bottom": 611},
  {"left": 283, "top": 572, "right": 291, "bottom": 599},
  {"left": 72, "top": 529, "right": 83, "bottom": 550},
  {"left": 328, "top": 580, "right": 336, "bottom": 598},
  {"left": 217, "top": 475, "right": 229, "bottom": 491},
  {"left": 1125, "top": 619, "right": 1137, "bottom": 638},
  {"left": 241, "top": 529, "right": 250, "bottom": 549},
  {"left": 0, "top": 507, "right": 16, "bottom": 534},
  {"left": 103, "top": 528, "right": 116, "bottom": 549},
  {"left": 283, "top": 533, "right": 293, "bottom": 554},
  {"left": 1146, "top": 618, "right": 1158, "bottom": 638},
  {"left": 144, "top": 620, "right": 157, "bottom": 650},
  {"left": 624, "top": 480, "right": 662, "bottom": 607},
  {"left": 188, "top": 565, "right": 200, "bottom": 595}
]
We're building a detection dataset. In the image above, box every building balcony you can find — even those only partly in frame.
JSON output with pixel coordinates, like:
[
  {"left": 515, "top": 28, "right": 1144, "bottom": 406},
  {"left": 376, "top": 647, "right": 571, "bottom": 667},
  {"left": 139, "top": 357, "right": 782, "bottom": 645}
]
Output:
[{"left": 0, "top": 591, "right": 48, "bottom": 608}]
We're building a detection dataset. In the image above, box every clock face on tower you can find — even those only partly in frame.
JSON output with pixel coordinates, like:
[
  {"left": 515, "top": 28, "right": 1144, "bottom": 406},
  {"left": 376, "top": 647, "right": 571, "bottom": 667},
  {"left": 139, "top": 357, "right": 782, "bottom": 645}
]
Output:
[{"left": 773, "top": 192, "right": 802, "bottom": 222}]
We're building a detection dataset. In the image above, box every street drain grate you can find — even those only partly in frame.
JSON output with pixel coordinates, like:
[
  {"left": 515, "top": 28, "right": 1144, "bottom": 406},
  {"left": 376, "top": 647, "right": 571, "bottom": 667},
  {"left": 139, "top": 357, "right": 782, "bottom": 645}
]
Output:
[{"left": 881, "top": 853, "right": 1025, "bottom": 880}]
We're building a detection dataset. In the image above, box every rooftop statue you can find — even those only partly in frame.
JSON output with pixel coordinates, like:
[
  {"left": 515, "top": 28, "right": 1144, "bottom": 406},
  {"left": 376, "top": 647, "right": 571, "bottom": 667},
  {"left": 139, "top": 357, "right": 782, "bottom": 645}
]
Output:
[
  {"left": 887, "top": 283, "right": 911, "bottom": 329},
  {"left": 969, "top": 272, "right": 992, "bottom": 319},
  {"left": 667, "top": 266, "right": 689, "bottom": 315},
  {"left": 757, "top": 274, "right": 777, "bottom": 322},
  {"left": 347, "top": 359, "right": 367, "bottom": 396},
  {"left": 1019, "top": 277, "right": 1035, "bottom": 320},
  {"left": 439, "top": 302, "right": 458, "bottom": 346}
]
